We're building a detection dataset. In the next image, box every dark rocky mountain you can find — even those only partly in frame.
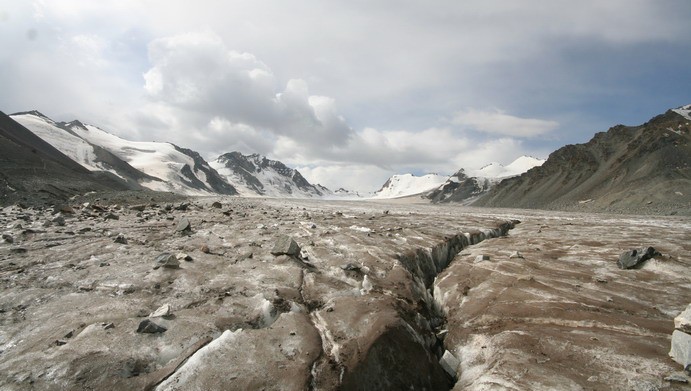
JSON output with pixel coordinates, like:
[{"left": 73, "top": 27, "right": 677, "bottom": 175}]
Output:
[
  {"left": 211, "top": 152, "right": 326, "bottom": 197},
  {"left": 473, "top": 108, "right": 691, "bottom": 214},
  {"left": 0, "top": 110, "right": 134, "bottom": 206},
  {"left": 425, "top": 169, "right": 495, "bottom": 204}
]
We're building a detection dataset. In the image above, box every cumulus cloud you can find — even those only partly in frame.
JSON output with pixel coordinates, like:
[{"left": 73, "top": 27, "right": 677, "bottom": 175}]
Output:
[
  {"left": 451, "top": 109, "right": 559, "bottom": 137},
  {"left": 142, "top": 30, "right": 353, "bottom": 151}
]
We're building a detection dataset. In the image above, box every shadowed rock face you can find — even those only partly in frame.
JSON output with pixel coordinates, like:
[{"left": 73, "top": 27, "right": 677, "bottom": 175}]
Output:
[{"left": 0, "top": 198, "right": 689, "bottom": 390}]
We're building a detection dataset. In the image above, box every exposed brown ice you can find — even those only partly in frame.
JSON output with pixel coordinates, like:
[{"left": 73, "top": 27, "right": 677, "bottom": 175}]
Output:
[{"left": 0, "top": 197, "right": 689, "bottom": 390}]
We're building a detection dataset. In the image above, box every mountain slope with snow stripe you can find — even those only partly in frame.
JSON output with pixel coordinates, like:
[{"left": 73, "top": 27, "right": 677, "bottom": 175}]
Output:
[{"left": 372, "top": 173, "right": 447, "bottom": 199}]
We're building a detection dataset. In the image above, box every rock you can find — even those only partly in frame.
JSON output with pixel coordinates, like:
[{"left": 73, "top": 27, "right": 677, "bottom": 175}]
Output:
[
  {"left": 675, "top": 303, "right": 691, "bottom": 333},
  {"left": 439, "top": 350, "right": 460, "bottom": 378},
  {"left": 211, "top": 201, "right": 222, "bottom": 209},
  {"left": 129, "top": 204, "right": 147, "bottom": 212},
  {"left": 475, "top": 254, "right": 490, "bottom": 262},
  {"left": 176, "top": 253, "right": 193, "bottom": 262},
  {"left": 154, "top": 253, "right": 180, "bottom": 269},
  {"left": 200, "top": 244, "right": 210, "bottom": 254},
  {"left": 136, "top": 319, "right": 167, "bottom": 334},
  {"left": 174, "top": 202, "right": 189, "bottom": 211},
  {"left": 114, "top": 234, "right": 127, "bottom": 244},
  {"left": 52, "top": 216, "right": 66, "bottom": 226},
  {"left": 617, "top": 247, "right": 660, "bottom": 269},
  {"left": 10, "top": 247, "right": 27, "bottom": 254},
  {"left": 2, "top": 234, "right": 13, "bottom": 244},
  {"left": 509, "top": 251, "right": 524, "bottom": 259},
  {"left": 57, "top": 205, "right": 75, "bottom": 214},
  {"left": 149, "top": 304, "right": 171, "bottom": 318},
  {"left": 271, "top": 236, "right": 301, "bottom": 256},
  {"left": 103, "top": 322, "right": 115, "bottom": 330},
  {"left": 176, "top": 217, "right": 191, "bottom": 233},
  {"left": 664, "top": 373, "right": 688, "bottom": 383},
  {"left": 670, "top": 330, "right": 691, "bottom": 369},
  {"left": 104, "top": 213, "right": 119, "bottom": 220},
  {"left": 341, "top": 263, "right": 361, "bottom": 271}
]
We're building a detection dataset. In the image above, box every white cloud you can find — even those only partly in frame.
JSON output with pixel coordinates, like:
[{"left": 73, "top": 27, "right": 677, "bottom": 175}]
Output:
[
  {"left": 296, "top": 164, "right": 393, "bottom": 193},
  {"left": 451, "top": 109, "right": 559, "bottom": 137}
]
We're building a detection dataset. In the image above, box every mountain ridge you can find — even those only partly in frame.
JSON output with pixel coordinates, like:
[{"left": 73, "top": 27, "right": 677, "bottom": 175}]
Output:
[{"left": 472, "top": 108, "right": 691, "bottom": 214}]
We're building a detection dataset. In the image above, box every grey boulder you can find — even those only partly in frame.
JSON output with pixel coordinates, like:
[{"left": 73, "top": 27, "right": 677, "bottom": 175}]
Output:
[{"left": 617, "top": 247, "right": 660, "bottom": 269}]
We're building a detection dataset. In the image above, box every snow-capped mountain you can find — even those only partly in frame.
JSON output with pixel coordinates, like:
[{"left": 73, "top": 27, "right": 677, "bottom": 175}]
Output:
[
  {"left": 372, "top": 173, "right": 447, "bottom": 199},
  {"left": 425, "top": 156, "right": 545, "bottom": 203},
  {"left": 210, "top": 152, "right": 326, "bottom": 198},
  {"left": 472, "top": 155, "right": 546, "bottom": 178},
  {"left": 672, "top": 104, "right": 691, "bottom": 121},
  {"left": 11, "top": 111, "right": 237, "bottom": 196}
]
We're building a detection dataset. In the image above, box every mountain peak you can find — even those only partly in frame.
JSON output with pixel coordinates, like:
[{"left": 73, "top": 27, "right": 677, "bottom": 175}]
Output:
[{"left": 211, "top": 152, "right": 325, "bottom": 198}]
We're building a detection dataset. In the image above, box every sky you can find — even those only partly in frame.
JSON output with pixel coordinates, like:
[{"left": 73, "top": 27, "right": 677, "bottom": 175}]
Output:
[{"left": 1, "top": 1, "right": 690, "bottom": 192}]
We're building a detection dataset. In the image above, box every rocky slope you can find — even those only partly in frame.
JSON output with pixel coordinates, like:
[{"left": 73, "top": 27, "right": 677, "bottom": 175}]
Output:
[
  {"left": 0, "top": 111, "right": 136, "bottom": 206},
  {"left": 474, "top": 108, "right": 691, "bottom": 215},
  {"left": 211, "top": 152, "right": 326, "bottom": 198}
]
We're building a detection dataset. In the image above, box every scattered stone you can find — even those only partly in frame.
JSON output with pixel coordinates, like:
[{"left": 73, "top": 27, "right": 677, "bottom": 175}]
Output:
[
  {"left": 341, "top": 263, "right": 361, "bottom": 272},
  {"left": 594, "top": 276, "right": 608, "bottom": 283},
  {"left": 55, "top": 339, "right": 67, "bottom": 346},
  {"left": 2, "top": 234, "right": 14, "bottom": 244},
  {"left": 176, "top": 253, "right": 193, "bottom": 262},
  {"left": 675, "top": 303, "right": 691, "bottom": 333},
  {"left": 617, "top": 247, "right": 660, "bottom": 269},
  {"left": 64, "top": 330, "right": 74, "bottom": 339},
  {"left": 104, "top": 213, "right": 119, "bottom": 220},
  {"left": 154, "top": 253, "right": 180, "bottom": 269},
  {"left": 200, "top": 244, "right": 210, "bottom": 254},
  {"left": 114, "top": 234, "right": 127, "bottom": 244},
  {"left": 129, "top": 204, "right": 147, "bottom": 212},
  {"left": 664, "top": 374, "right": 688, "bottom": 383},
  {"left": 310, "top": 224, "right": 317, "bottom": 229},
  {"left": 211, "top": 201, "right": 222, "bottom": 209},
  {"left": 176, "top": 217, "right": 191, "bottom": 233},
  {"left": 509, "top": 251, "right": 524, "bottom": 259},
  {"left": 58, "top": 205, "right": 75, "bottom": 214},
  {"left": 52, "top": 216, "right": 66, "bottom": 226},
  {"left": 174, "top": 202, "right": 189, "bottom": 211},
  {"left": 271, "top": 236, "right": 301, "bottom": 256},
  {"left": 670, "top": 330, "right": 691, "bottom": 369},
  {"left": 99, "top": 262, "right": 110, "bottom": 267},
  {"left": 136, "top": 319, "right": 167, "bottom": 334},
  {"left": 439, "top": 350, "right": 460, "bottom": 378},
  {"left": 149, "top": 304, "right": 171, "bottom": 318},
  {"left": 475, "top": 255, "right": 490, "bottom": 262}
]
